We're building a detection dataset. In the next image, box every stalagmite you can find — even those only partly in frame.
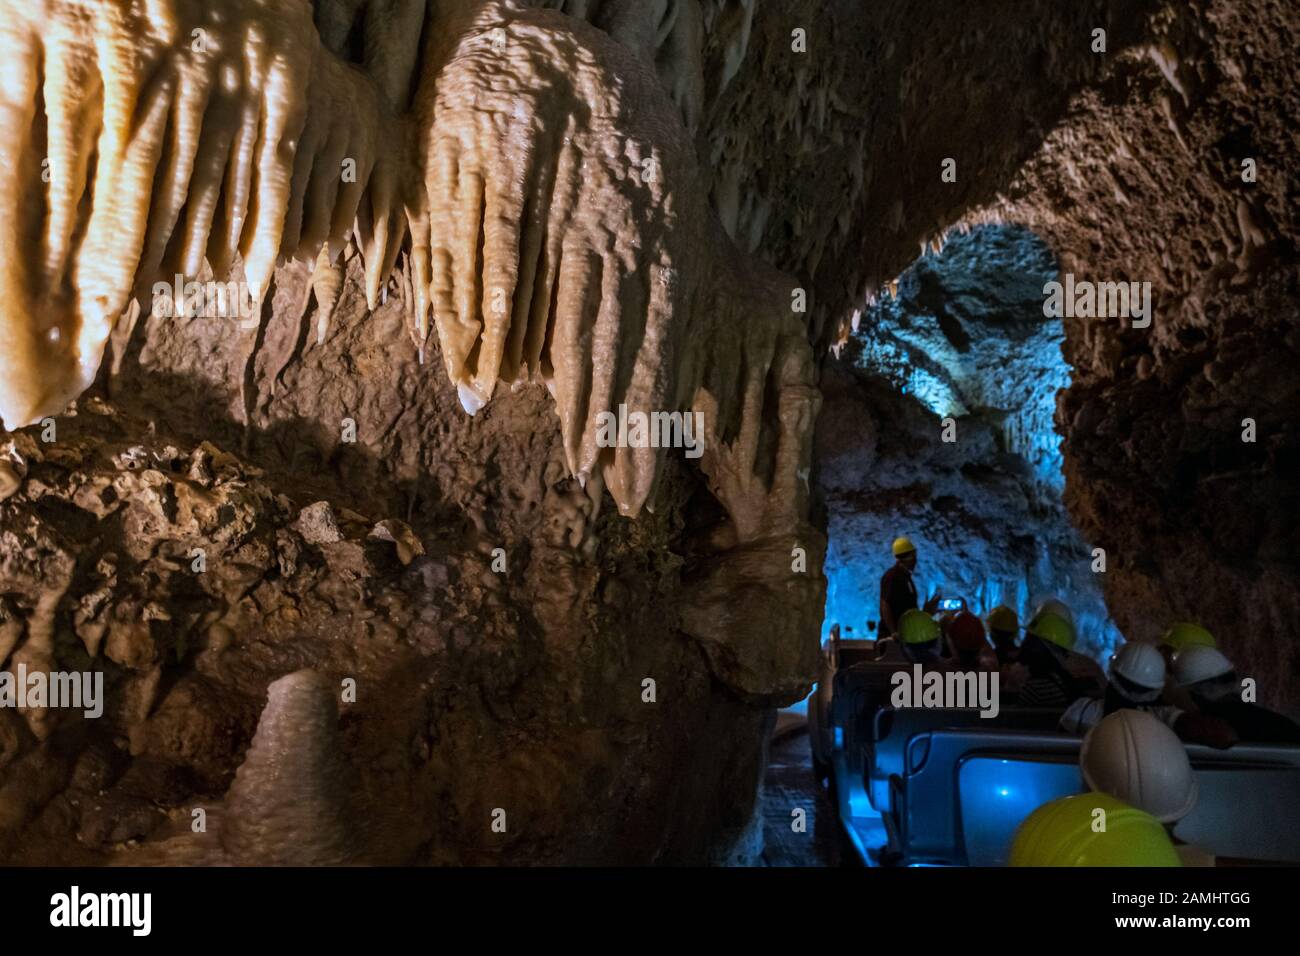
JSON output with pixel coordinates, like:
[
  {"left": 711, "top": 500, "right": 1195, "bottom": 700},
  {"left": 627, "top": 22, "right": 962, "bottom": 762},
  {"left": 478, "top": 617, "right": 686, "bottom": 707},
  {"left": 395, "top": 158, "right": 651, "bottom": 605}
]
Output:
[{"left": 221, "top": 670, "right": 360, "bottom": 865}]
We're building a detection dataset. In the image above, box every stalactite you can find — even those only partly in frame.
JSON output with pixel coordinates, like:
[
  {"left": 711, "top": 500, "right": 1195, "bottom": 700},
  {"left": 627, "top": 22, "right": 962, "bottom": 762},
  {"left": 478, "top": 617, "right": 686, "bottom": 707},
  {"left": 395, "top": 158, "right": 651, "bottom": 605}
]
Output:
[
  {"left": 0, "top": 0, "right": 816, "bottom": 534},
  {"left": 0, "top": 0, "right": 405, "bottom": 432}
]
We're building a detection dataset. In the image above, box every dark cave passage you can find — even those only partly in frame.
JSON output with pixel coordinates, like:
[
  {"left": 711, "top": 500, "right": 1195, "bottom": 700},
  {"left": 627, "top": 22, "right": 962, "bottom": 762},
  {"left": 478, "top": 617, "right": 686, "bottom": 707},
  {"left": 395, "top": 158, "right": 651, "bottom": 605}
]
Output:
[{"left": 767, "top": 224, "right": 1127, "bottom": 869}]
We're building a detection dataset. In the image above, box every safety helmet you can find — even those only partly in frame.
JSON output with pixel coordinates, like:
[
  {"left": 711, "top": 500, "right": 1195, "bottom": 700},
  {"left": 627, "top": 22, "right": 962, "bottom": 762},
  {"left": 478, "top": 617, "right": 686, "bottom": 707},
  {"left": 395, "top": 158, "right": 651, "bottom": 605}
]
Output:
[
  {"left": 1009, "top": 793, "right": 1181, "bottom": 867},
  {"left": 948, "top": 611, "right": 987, "bottom": 653},
  {"left": 1035, "top": 597, "right": 1075, "bottom": 626},
  {"left": 1109, "top": 642, "right": 1166, "bottom": 691},
  {"left": 1025, "top": 611, "right": 1076, "bottom": 652},
  {"left": 892, "top": 536, "right": 917, "bottom": 557},
  {"left": 898, "top": 608, "right": 940, "bottom": 645},
  {"left": 986, "top": 605, "right": 1019, "bottom": 634},
  {"left": 1081, "top": 710, "right": 1198, "bottom": 824},
  {"left": 1161, "top": 622, "right": 1216, "bottom": 652},
  {"left": 1173, "top": 645, "right": 1234, "bottom": 687}
]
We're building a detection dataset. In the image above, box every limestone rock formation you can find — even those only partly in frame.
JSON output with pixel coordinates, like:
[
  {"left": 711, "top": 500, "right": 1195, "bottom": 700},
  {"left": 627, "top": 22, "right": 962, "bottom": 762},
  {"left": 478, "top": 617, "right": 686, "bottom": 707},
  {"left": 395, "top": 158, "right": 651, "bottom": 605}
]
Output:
[
  {"left": 221, "top": 670, "right": 360, "bottom": 865},
  {"left": 0, "top": 0, "right": 815, "bottom": 530},
  {"left": 0, "top": 0, "right": 1297, "bottom": 868},
  {"left": 0, "top": 0, "right": 407, "bottom": 430},
  {"left": 0, "top": 385, "right": 804, "bottom": 864},
  {"left": 967, "top": 3, "right": 1300, "bottom": 704},
  {"left": 702, "top": 0, "right": 1298, "bottom": 708}
]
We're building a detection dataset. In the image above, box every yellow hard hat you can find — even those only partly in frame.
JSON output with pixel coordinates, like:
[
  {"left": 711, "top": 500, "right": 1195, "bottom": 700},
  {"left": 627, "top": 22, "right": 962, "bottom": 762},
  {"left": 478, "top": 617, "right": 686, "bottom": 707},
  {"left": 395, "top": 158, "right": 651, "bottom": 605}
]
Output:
[
  {"left": 898, "top": 609, "right": 940, "bottom": 645},
  {"left": 1010, "top": 793, "right": 1181, "bottom": 867},
  {"left": 1034, "top": 598, "right": 1075, "bottom": 626},
  {"left": 986, "top": 605, "right": 1019, "bottom": 634},
  {"left": 892, "top": 536, "right": 917, "bottom": 557},
  {"left": 1161, "top": 622, "right": 1216, "bottom": 651},
  {"left": 889, "top": 538, "right": 920, "bottom": 561},
  {"left": 1025, "top": 610, "right": 1076, "bottom": 652}
]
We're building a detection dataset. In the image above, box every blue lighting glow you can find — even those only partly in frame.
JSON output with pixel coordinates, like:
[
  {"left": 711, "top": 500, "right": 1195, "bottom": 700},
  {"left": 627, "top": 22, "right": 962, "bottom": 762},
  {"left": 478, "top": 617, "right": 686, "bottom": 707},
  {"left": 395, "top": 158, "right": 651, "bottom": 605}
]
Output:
[
  {"left": 959, "top": 756, "right": 1084, "bottom": 865},
  {"left": 820, "top": 225, "right": 1124, "bottom": 664}
]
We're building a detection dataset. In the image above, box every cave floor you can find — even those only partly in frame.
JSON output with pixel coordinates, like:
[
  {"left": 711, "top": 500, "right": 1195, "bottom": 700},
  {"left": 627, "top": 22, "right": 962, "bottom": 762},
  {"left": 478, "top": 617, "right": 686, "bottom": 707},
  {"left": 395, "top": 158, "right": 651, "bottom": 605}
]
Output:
[{"left": 760, "top": 722, "right": 852, "bottom": 867}]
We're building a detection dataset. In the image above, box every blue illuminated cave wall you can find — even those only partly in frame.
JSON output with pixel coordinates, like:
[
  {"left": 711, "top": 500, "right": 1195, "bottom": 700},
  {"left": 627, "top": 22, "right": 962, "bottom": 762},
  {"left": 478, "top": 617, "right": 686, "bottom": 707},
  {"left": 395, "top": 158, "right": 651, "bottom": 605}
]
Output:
[{"left": 815, "top": 224, "right": 1123, "bottom": 663}]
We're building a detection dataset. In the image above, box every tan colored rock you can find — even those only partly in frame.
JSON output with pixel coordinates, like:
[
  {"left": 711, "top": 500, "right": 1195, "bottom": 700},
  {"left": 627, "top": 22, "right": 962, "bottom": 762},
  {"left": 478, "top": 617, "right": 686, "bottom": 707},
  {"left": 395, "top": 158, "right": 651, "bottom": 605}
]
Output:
[
  {"left": 294, "top": 501, "right": 344, "bottom": 545},
  {"left": 0, "top": 461, "right": 20, "bottom": 503},
  {"left": 0, "top": 0, "right": 404, "bottom": 431},
  {"left": 370, "top": 518, "right": 425, "bottom": 565},
  {"left": 221, "top": 670, "right": 360, "bottom": 865}
]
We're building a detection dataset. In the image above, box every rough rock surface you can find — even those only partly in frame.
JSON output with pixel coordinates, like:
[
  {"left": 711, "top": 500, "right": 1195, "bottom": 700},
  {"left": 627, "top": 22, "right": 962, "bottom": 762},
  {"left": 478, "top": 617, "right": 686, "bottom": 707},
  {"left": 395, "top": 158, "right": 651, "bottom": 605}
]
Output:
[
  {"left": 0, "top": 245, "right": 820, "bottom": 862},
  {"left": 967, "top": 2, "right": 1300, "bottom": 709},
  {"left": 705, "top": 0, "right": 1298, "bottom": 709},
  {"left": 0, "top": 0, "right": 825, "bottom": 865},
  {"left": 1, "top": 0, "right": 1297, "bottom": 867},
  {"left": 818, "top": 226, "right": 1121, "bottom": 663}
]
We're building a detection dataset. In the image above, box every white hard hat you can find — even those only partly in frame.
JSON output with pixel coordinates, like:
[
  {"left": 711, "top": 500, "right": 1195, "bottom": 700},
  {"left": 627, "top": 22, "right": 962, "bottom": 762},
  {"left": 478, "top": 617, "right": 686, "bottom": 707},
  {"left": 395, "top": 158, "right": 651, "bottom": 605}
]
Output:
[
  {"left": 1173, "top": 645, "right": 1234, "bottom": 687},
  {"left": 1081, "top": 710, "right": 1198, "bottom": 823},
  {"left": 1109, "top": 642, "right": 1166, "bottom": 691},
  {"left": 1034, "top": 597, "right": 1075, "bottom": 626}
]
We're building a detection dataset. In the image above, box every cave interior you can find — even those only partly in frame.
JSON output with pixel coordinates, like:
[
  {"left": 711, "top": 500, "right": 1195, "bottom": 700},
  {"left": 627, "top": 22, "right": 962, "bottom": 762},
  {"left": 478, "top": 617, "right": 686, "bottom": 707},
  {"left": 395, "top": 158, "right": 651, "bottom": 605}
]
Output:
[{"left": 0, "top": 0, "right": 1296, "bottom": 869}]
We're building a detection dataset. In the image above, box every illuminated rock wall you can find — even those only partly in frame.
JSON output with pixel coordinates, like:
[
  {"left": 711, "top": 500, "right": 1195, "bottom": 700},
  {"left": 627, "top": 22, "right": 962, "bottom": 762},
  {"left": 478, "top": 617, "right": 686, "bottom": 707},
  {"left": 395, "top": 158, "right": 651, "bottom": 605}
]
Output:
[{"left": 817, "top": 226, "right": 1121, "bottom": 663}]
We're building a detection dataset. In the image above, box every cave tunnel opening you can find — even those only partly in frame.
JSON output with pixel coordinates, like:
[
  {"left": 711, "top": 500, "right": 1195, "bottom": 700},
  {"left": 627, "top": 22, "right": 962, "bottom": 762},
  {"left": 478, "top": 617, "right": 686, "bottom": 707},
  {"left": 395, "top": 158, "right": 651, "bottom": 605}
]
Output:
[
  {"left": 758, "top": 224, "right": 1137, "bottom": 867},
  {"left": 5, "top": 0, "right": 1300, "bottom": 888},
  {"left": 813, "top": 223, "right": 1122, "bottom": 666}
]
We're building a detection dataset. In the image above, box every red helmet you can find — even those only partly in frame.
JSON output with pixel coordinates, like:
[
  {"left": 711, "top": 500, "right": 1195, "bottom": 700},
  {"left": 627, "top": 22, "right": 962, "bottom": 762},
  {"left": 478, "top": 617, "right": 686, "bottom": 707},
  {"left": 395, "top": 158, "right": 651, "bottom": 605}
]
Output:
[{"left": 948, "top": 611, "right": 988, "bottom": 653}]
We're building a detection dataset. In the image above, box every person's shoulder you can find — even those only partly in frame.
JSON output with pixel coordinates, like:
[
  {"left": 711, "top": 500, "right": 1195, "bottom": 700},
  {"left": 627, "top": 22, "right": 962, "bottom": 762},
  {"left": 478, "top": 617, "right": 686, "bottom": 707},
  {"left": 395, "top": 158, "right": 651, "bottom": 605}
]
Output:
[{"left": 875, "top": 639, "right": 905, "bottom": 662}]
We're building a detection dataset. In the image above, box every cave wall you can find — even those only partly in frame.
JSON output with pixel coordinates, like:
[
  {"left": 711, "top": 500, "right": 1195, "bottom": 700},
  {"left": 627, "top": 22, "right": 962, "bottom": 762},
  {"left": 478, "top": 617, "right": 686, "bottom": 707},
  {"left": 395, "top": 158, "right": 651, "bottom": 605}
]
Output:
[
  {"left": 701, "top": 0, "right": 1298, "bottom": 708},
  {"left": 694, "top": 0, "right": 1162, "bottom": 341},
  {"left": 955, "top": 0, "right": 1300, "bottom": 709},
  {"left": 817, "top": 226, "right": 1122, "bottom": 663},
  {"left": 1, "top": 253, "right": 808, "bottom": 864},
  {"left": 0, "top": 0, "right": 826, "bottom": 865},
  {"left": 0, "top": 0, "right": 1296, "bottom": 866}
]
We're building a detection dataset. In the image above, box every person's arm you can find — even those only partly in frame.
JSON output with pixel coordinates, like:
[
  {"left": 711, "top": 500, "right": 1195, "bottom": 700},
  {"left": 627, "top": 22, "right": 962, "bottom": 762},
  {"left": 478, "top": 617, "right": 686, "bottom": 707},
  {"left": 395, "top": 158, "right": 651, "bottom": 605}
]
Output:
[{"left": 922, "top": 591, "right": 942, "bottom": 613}]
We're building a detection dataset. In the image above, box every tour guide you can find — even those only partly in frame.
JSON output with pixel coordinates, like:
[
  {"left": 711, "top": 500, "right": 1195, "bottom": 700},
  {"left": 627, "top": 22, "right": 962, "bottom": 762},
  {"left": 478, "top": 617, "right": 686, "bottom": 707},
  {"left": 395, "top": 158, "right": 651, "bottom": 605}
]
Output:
[{"left": 879, "top": 536, "right": 940, "bottom": 638}]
